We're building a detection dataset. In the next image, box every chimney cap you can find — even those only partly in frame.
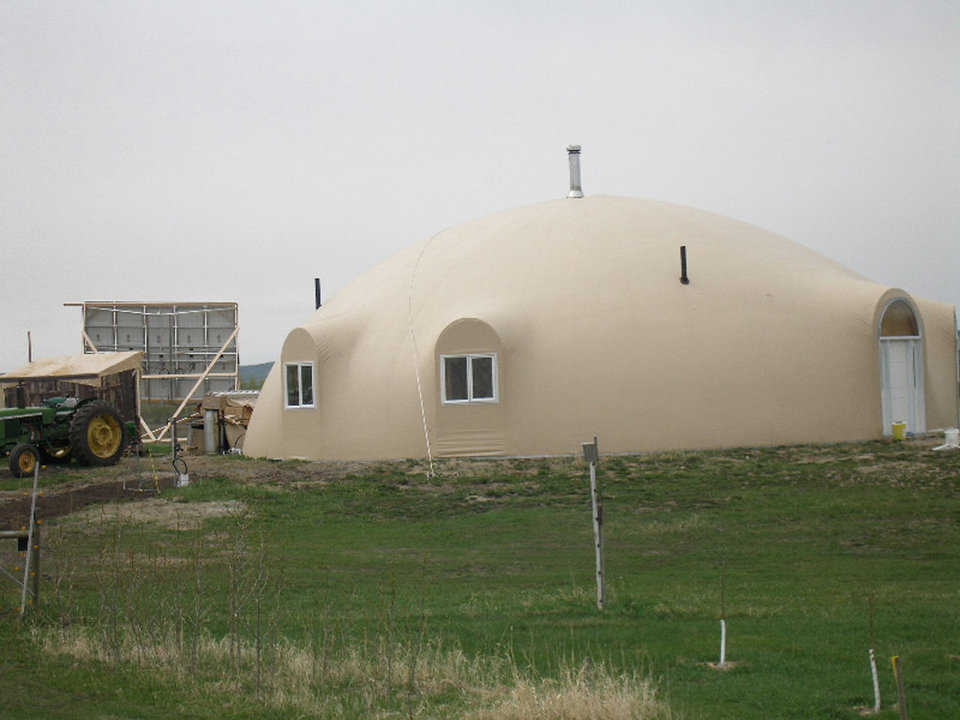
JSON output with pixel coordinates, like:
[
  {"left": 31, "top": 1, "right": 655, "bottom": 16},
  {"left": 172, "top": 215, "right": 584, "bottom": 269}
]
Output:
[{"left": 567, "top": 144, "right": 581, "bottom": 153}]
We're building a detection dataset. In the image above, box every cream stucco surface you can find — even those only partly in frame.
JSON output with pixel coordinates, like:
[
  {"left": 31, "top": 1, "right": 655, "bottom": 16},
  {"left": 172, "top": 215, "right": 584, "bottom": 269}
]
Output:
[{"left": 244, "top": 196, "right": 959, "bottom": 460}]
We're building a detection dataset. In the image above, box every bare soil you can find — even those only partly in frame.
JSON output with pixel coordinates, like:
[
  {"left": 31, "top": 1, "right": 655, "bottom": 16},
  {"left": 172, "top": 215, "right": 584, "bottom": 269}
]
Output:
[
  {"left": 58, "top": 497, "right": 246, "bottom": 530},
  {"left": 0, "top": 454, "right": 348, "bottom": 529},
  {"left": 0, "top": 470, "right": 175, "bottom": 531},
  {"left": 0, "top": 452, "right": 582, "bottom": 530}
]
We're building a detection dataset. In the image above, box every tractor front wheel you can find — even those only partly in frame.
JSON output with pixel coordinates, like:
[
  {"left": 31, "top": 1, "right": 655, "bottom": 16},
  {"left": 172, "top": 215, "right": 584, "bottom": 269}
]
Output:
[
  {"left": 9, "top": 443, "right": 40, "bottom": 478},
  {"left": 69, "top": 401, "right": 125, "bottom": 466}
]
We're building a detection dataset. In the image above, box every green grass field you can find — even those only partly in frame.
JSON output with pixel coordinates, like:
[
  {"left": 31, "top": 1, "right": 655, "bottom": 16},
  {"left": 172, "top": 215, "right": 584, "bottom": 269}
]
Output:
[{"left": 1, "top": 440, "right": 958, "bottom": 718}]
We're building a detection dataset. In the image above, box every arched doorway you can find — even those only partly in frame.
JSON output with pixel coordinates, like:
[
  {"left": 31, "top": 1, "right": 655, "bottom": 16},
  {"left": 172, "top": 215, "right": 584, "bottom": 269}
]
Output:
[
  {"left": 434, "top": 318, "right": 505, "bottom": 456},
  {"left": 879, "top": 299, "right": 925, "bottom": 436}
]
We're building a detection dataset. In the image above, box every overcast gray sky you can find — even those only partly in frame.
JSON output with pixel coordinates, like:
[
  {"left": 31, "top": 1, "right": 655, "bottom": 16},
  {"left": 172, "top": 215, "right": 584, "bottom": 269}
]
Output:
[{"left": 1, "top": 0, "right": 958, "bottom": 371}]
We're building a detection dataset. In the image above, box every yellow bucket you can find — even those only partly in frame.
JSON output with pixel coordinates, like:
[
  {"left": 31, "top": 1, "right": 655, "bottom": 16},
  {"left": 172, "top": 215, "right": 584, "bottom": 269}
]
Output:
[{"left": 891, "top": 422, "right": 906, "bottom": 441}]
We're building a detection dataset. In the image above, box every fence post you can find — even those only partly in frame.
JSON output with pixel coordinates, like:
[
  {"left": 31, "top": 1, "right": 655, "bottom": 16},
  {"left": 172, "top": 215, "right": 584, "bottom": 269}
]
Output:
[
  {"left": 891, "top": 656, "right": 908, "bottom": 720},
  {"left": 582, "top": 436, "right": 604, "bottom": 611},
  {"left": 31, "top": 523, "right": 39, "bottom": 610},
  {"left": 19, "top": 459, "right": 40, "bottom": 618}
]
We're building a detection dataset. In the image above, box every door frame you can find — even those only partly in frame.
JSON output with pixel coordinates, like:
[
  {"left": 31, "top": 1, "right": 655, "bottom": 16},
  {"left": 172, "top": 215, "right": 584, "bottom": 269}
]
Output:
[
  {"left": 877, "top": 298, "right": 925, "bottom": 436},
  {"left": 879, "top": 336, "right": 925, "bottom": 435}
]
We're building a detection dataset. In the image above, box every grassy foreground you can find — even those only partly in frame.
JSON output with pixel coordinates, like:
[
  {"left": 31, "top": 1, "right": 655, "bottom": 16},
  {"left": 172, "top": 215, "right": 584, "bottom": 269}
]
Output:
[{"left": 1, "top": 439, "right": 958, "bottom": 719}]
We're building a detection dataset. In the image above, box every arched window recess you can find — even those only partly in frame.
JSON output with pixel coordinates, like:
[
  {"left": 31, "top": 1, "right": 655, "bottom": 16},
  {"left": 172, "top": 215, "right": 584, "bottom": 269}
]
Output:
[{"left": 879, "top": 299, "right": 920, "bottom": 339}]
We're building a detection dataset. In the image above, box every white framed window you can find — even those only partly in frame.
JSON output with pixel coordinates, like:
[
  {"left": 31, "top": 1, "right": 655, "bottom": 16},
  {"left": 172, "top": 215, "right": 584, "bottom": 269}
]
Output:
[
  {"left": 441, "top": 353, "right": 498, "bottom": 404},
  {"left": 284, "top": 362, "right": 315, "bottom": 408}
]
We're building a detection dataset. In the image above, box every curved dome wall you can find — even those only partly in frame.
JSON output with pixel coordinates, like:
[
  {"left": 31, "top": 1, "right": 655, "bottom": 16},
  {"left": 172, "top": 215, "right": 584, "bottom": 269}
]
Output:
[{"left": 245, "top": 196, "right": 958, "bottom": 459}]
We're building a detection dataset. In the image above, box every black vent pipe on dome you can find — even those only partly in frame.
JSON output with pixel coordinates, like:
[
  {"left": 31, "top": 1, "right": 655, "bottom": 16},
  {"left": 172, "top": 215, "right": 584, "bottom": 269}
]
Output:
[
  {"left": 314, "top": 278, "right": 322, "bottom": 309},
  {"left": 680, "top": 246, "right": 690, "bottom": 285},
  {"left": 566, "top": 145, "right": 583, "bottom": 198}
]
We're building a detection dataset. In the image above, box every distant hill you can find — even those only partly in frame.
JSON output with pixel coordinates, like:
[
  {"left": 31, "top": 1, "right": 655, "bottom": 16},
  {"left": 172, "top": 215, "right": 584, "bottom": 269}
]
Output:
[{"left": 238, "top": 362, "right": 273, "bottom": 389}]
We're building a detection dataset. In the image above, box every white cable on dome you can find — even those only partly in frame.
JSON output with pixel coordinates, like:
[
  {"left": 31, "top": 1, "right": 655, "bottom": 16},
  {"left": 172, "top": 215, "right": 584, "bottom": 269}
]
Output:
[{"left": 407, "top": 233, "right": 440, "bottom": 479}]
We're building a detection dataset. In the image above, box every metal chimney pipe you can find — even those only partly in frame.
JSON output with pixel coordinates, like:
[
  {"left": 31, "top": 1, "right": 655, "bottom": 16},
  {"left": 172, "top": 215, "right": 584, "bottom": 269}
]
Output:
[
  {"left": 567, "top": 145, "right": 583, "bottom": 198},
  {"left": 314, "top": 278, "right": 322, "bottom": 309}
]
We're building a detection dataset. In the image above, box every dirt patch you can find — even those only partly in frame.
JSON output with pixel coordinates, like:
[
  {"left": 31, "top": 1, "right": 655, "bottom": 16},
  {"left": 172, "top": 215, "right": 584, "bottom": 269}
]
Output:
[
  {"left": 466, "top": 494, "right": 496, "bottom": 504},
  {"left": 0, "top": 474, "right": 179, "bottom": 530},
  {"left": 794, "top": 454, "right": 839, "bottom": 465},
  {"left": 856, "top": 460, "right": 919, "bottom": 475},
  {"left": 0, "top": 454, "right": 393, "bottom": 530},
  {"left": 60, "top": 498, "right": 245, "bottom": 530},
  {"left": 704, "top": 661, "right": 744, "bottom": 671},
  {"left": 286, "top": 480, "right": 331, "bottom": 490}
]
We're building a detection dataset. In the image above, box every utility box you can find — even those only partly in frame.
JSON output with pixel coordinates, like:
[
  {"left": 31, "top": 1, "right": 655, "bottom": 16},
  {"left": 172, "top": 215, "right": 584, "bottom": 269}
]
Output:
[{"left": 581, "top": 438, "right": 599, "bottom": 464}]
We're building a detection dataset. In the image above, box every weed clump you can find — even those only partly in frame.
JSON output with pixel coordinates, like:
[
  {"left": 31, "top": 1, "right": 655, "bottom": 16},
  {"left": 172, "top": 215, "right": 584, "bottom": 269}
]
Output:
[{"left": 37, "top": 624, "right": 667, "bottom": 719}]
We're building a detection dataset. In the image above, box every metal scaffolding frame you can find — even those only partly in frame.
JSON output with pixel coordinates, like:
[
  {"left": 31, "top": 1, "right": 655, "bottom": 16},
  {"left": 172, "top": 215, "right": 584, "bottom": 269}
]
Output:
[{"left": 66, "top": 301, "right": 240, "bottom": 414}]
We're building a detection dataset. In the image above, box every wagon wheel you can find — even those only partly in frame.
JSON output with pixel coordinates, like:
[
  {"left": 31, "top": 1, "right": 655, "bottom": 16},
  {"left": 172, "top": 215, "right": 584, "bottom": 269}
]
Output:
[
  {"left": 9, "top": 443, "right": 39, "bottom": 478},
  {"left": 69, "top": 401, "right": 126, "bottom": 466}
]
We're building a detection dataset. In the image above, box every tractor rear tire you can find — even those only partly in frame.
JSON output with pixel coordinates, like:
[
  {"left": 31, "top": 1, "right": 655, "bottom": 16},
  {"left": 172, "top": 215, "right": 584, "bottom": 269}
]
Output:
[
  {"left": 69, "top": 401, "right": 126, "bottom": 467},
  {"left": 9, "top": 443, "right": 40, "bottom": 478}
]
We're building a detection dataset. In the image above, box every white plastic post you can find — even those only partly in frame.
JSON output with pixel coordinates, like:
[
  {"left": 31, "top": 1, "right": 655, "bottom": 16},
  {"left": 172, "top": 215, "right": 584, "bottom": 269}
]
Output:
[
  {"left": 719, "top": 618, "right": 727, "bottom": 666},
  {"left": 869, "top": 647, "right": 881, "bottom": 713}
]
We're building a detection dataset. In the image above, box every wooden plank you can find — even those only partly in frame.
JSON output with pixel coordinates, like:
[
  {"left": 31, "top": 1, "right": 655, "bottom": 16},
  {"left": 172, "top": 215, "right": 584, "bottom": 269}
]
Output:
[
  {"left": 139, "top": 416, "right": 157, "bottom": 442},
  {"left": 140, "top": 373, "right": 237, "bottom": 380},
  {"left": 67, "top": 301, "right": 237, "bottom": 308},
  {"left": 82, "top": 329, "right": 99, "bottom": 353},
  {"left": 0, "top": 373, "right": 100, "bottom": 384}
]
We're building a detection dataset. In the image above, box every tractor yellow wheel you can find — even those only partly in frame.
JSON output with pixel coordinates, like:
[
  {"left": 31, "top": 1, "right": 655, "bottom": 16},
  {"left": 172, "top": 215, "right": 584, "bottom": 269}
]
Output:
[
  {"left": 87, "top": 414, "right": 122, "bottom": 459},
  {"left": 18, "top": 452, "right": 35, "bottom": 474},
  {"left": 8, "top": 444, "right": 39, "bottom": 478},
  {"left": 68, "top": 401, "right": 127, "bottom": 466}
]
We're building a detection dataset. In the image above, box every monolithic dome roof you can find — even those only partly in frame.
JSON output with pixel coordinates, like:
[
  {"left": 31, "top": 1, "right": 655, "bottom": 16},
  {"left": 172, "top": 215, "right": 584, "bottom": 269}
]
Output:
[
  {"left": 306, "top": 194, "right": 875, "bottom": 344},
  {"left": 244, "top": 195, "right": 956, "bottom": 460}
]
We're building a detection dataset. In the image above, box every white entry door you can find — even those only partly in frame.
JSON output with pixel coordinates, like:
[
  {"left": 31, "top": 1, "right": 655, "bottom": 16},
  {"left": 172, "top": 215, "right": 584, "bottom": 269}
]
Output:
[{"left": 880, "top": 339, "right": 925, "bottom": 435}]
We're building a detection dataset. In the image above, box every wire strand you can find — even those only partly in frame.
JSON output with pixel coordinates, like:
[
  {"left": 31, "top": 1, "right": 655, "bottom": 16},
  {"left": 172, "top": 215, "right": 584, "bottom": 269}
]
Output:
[{"left": 407, "top": 234, "right": 441, "bottom": 479}]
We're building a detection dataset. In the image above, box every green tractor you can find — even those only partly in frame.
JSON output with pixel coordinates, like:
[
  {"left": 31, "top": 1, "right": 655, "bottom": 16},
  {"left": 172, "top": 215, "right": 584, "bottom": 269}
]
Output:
[{"left": 0, "top": 395, "right": 136, "bottom": 477}]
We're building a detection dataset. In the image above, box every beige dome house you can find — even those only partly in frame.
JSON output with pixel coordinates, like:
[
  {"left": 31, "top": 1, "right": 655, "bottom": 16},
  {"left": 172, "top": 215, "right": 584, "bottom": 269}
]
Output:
[{"left": 245, "top": 159, "right": 958, "bottom": 461}]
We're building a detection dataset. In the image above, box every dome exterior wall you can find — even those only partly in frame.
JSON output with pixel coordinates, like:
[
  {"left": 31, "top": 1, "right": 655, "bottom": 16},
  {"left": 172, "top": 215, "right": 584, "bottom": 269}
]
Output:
[{"left": 244, "top": 196, "right": 959, "bottom": 459}]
